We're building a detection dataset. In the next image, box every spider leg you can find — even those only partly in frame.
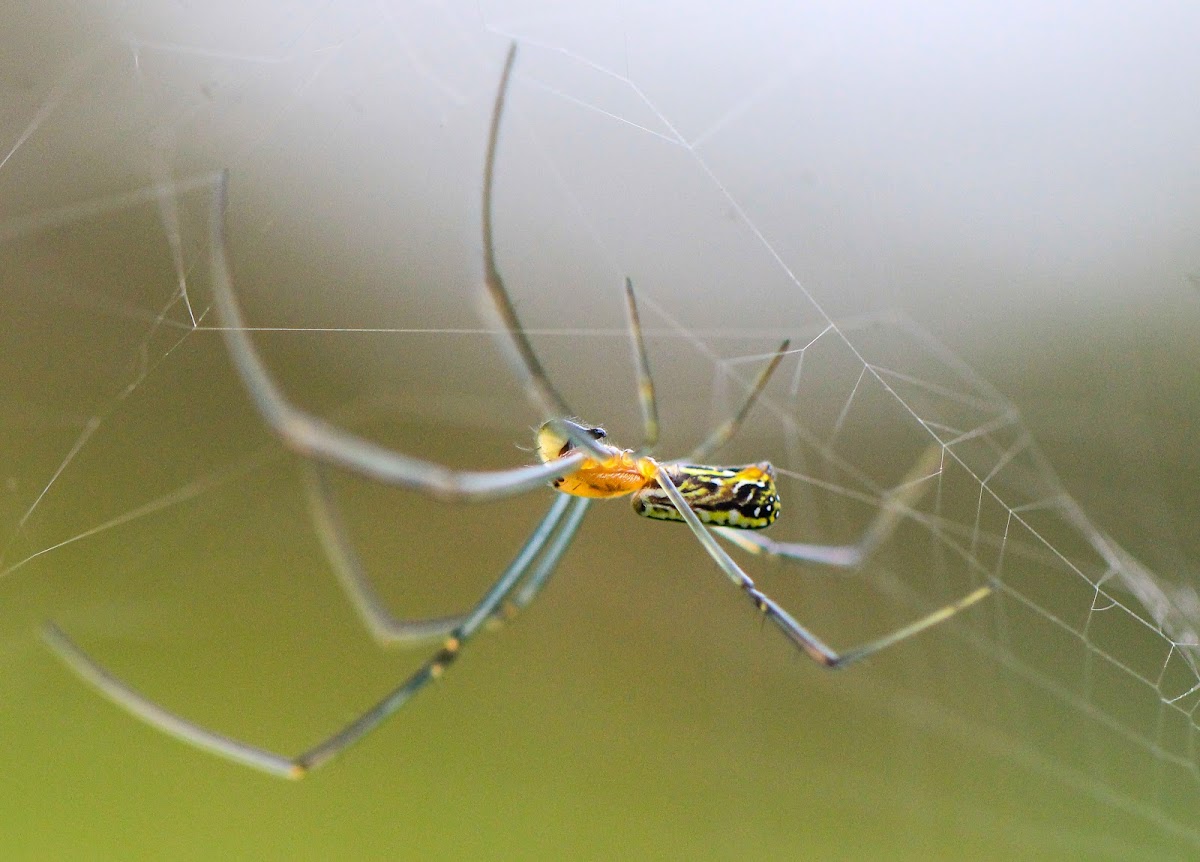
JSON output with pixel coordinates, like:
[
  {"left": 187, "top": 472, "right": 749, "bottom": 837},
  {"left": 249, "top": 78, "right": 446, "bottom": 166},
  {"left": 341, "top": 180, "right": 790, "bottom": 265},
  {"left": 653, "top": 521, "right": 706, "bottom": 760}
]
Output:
[
  {"left": 43, "top": 493, "right": 590, "bottom": 779},
  {"left": 487, "top": 47, "right": 664, "bottom": 458},
  {"left": 621, "top": 278, "right": 661, "bottom": 453},
  {"left": 653, "top": 466, "right": 991, "bottom": 668},
  {"left": 207, "top": 171, "right": 585, "bottom": 502},
  {"left": 713, "top": 445, "right": 945, "bottom": 568},
  {"left": 205, "top": 43, "right": 602, "bottom": 502},
  {"left": 303, "top": 463, "right": 465, "bottom": 644},
  {"left": 685, "top": 338, "right": 790, "bottom": 464},
  {"left": 293, "top": 493, "right": 589, "bottom": 775},
  {"left": 304, "top": 463, "right": 585, "bottom": 644},
  {"left": 481, "top": 44, "right": 573, "bottom": 421}
]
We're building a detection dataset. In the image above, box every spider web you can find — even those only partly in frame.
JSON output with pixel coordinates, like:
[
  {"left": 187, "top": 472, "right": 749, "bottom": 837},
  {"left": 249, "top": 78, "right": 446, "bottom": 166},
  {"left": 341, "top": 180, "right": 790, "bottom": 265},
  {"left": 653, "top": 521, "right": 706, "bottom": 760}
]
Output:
[{"left": 3, "top": 3, "right": 1200, "bottom": 859}]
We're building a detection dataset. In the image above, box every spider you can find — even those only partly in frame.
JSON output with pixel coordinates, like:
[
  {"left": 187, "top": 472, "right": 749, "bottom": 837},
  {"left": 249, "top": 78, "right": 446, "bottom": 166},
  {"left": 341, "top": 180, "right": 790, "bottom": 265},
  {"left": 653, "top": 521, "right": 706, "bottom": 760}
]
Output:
[{"left": 43, "top": 43, "right": 993, "bottom": 780}]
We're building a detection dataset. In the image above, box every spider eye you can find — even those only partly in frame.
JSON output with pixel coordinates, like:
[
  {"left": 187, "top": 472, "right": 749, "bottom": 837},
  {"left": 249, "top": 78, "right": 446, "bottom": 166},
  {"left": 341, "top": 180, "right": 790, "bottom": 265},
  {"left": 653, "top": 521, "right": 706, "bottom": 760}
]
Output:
[{"left": 586, "top": 426, "right": 607, "bottom": 440}]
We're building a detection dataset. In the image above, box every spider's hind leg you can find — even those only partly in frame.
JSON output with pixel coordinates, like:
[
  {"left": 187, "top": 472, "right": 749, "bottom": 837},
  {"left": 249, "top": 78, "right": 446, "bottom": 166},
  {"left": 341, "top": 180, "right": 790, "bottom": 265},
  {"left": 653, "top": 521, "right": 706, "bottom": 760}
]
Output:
[
  {"left": 651, "top": 455, "right": 992, "bottom": 669},
  {"left": 713, "top": 445, "right": 945, "bottom": 568}
]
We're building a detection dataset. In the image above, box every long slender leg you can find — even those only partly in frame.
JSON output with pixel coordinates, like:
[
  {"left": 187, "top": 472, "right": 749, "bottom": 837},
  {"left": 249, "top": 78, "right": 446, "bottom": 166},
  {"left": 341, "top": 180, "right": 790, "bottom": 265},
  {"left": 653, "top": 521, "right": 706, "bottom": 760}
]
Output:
[
  {"left": 43, "top": 493, "right": 590, "bottom": 779},
  {"left": 303, "top": 463, "right": 586, "bottom": 645},
  {"left": 292, "top": 493, "right": 589, "bottom": 774},
  {"left": 204, "top": 43, "right": 597, "bottom": 502},
  {"left": 481, "top": 45, "right": 572, "bottom": 421},
  {"left": 684, "top": 339, "right": 790, "bottom": 464},
  {"left": 652, "top": 467, "right": 991, "bottom": 668},
  {"left": 622, "top": 278, "right": 660, "bottom": 453},
  {"left": 303, "top": 464, "right": 465, "bottom": 645},
  {"left": 208, "top": 173, "right": 584, "bottom": 501},
  {"left": 713, "top": 445, "right": 945, "bottom": 568}
]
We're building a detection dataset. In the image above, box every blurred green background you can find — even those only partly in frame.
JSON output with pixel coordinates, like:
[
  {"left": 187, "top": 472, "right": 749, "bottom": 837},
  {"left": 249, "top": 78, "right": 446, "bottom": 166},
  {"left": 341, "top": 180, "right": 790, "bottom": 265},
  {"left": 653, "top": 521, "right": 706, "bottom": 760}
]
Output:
[{"left": 3, "top": 3, "right": 1200, "bottom": 860}]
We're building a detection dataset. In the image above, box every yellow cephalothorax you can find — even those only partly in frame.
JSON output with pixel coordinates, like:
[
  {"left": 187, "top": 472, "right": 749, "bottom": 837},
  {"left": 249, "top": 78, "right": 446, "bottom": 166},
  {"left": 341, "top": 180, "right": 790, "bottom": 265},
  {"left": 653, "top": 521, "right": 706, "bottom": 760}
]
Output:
[{"left": 536, "top": 421, "right": 780, "bottom": 530}]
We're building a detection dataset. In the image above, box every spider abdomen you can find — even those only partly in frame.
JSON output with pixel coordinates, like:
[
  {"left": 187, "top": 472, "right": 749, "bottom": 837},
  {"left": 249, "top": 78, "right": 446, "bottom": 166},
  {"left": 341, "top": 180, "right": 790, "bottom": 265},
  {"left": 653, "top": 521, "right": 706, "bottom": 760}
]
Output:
[{"left": 632, "top": 462, "right": 780, "bottom": 530}]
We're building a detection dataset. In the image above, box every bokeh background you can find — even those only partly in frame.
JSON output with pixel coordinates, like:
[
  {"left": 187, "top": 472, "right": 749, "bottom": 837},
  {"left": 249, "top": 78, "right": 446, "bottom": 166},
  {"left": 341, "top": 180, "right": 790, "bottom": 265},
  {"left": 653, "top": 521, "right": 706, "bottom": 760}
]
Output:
[{"left": 3, "top": 3, "right": 1199, "bottom": 859}]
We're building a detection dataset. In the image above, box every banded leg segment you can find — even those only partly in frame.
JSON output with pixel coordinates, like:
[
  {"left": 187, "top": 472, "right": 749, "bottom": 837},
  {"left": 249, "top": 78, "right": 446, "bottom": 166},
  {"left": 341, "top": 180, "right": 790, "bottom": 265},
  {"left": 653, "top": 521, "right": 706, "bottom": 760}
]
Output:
[
  {"left": 293, "top": 493, "right": 589, "bottom": 774},
  {"left": 653, "top": 466, "right": 991, "bottom": 668},
  {"left": 43, "top": 494, "right": 590, "bottom": 778}
]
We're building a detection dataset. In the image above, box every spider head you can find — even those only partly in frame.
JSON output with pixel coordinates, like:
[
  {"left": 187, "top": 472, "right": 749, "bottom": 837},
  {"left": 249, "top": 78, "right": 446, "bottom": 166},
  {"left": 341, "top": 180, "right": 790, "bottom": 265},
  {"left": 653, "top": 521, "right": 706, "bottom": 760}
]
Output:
[{"left": 536, "top": 420, "right": 608, "bottom": 463}]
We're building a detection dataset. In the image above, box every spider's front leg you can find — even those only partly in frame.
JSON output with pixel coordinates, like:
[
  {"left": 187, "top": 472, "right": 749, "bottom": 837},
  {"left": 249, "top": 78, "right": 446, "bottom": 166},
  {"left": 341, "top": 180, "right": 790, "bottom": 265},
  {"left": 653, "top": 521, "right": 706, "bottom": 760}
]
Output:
[{"left": 206, "top": 172, "right": 588, "bottom": 503}]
